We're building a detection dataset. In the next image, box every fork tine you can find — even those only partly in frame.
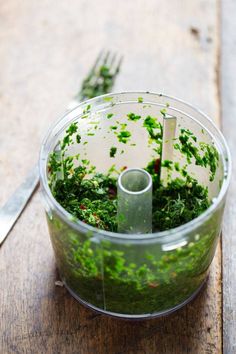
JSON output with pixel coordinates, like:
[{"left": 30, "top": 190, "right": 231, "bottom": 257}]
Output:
[
  {"left": 92, "top": 51, "right": 120, "bottom": 75},
  {"left": 111, "top": 55, "right": 123, "bottom": 76},
  {"left": 92, "top": 50, "right": 111, "bottom": 81},
  {"left": 88, "top": 49, "right": 105, "bottom": 76},
  {"left": 109, "top": 52, "right": 117, "bottom": 68},
  {"left": 105, "top": 52, "right": 115, "bottom": 69},
  {"left": 92, "top": 50, "right": 108, "bottom": 76},
  {"left": 102, "top": 50, "right": 110, "bottom": 66},
  {"left": 89, "top": 49, "right": 104, "bottom": 74},
  {"left": 90, "top": 51, "right": 112, "bottom": 88}
]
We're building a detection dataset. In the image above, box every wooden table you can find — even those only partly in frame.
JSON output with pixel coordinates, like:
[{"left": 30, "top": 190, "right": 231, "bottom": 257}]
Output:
[{"left": 0, "top": 1, "right": 235, "bottom": 353}]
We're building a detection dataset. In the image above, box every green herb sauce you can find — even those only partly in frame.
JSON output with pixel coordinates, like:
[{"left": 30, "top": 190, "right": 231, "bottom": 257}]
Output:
[{"left": 47, "top": 111, "right": 221, "bottom": 315}]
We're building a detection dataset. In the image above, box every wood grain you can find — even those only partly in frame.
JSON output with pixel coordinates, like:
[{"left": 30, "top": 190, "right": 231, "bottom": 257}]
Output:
[
  {"left": 0, "top": 1, "right": 222, "bottom": 353},
  {"left": 221, "top": 1, "right": 236, "bottom": 353}
]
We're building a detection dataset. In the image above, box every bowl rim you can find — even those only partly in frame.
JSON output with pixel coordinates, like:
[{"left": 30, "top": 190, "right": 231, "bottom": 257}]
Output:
[{"left": 39, "top": 91, "right": 232, "bottom": 241}]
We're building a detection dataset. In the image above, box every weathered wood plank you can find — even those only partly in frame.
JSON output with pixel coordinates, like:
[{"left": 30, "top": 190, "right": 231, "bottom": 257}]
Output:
[
  {"left": 0, "top": 1, "right": 222, "bottom": 353},
  {"left": 221, "top": 1, "right": 236, "bottom": 353}
]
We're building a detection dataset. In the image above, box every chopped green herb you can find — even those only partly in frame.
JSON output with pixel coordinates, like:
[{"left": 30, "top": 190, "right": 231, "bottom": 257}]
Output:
[
  {"left": 76, "top": 134, "right": 81, "bottom": 144},
  {"left": 143, "top": 116, "right": 163, "bottom": 154},
  {"left": 117, "top": 130, "right": 131, "bottom": 144},
  {"left": 82, "top": 159, "right": 90, "bottom": 166},
  {"left": 152, "top": 177, "right": 209, "bottom": 231},
  {"left": 160, "top": 108, "right": 167, "bottom": 116},
  {"left": 120, "top": 123, "right": 127, "bottom": 130},
  {"left": 103, "top": 96, "right": 113, "bottom": 102},
  {"left": 110, "top": 147, "right": 117, "bottom": 158},
  {"left": 127, "top": 112, "right": 141, "bottom": 121},
  {"left": 161, "top": 160, "right": 173, "bottom": 169},
  {"left": 174, "top": 162, "right": 180, "bottom": 172},
  {"left": 83, "top": 105, "right": 91, "bottom": 115},
  {"left": 61, "top": 122, "right": 78, "bottom": 150},
  {"left": 174, "top": 129, "right": 219, "bottom": 181}
]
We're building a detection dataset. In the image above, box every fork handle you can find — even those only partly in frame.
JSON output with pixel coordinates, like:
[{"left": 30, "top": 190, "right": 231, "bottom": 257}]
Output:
[{"left": 0, "top": 165, "right": 39, "bottom": 246}]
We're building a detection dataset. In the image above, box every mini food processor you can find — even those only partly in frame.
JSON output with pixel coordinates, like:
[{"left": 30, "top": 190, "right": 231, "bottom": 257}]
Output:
[{"left": 39, "top": 92, "right": 231, "bottom": 318}]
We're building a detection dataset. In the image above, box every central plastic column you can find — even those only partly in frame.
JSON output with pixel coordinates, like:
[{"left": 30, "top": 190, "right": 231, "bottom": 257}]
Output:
[{"left": 117, "top": 168, "right": 152, "bottom": 234}]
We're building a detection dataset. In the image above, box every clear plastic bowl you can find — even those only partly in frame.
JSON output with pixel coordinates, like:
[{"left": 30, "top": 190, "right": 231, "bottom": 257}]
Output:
[{"left": 39, "top": 92, "right": 231, "bottom": 319}]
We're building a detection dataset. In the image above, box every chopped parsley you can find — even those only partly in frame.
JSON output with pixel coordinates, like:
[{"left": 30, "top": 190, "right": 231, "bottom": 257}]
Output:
[
  {"left": 117, "top": 130, "right": 131, "bottom": 144},
  {"left": 174, "top": 129, "right": 219, "bottom": 181},
  {"left": 110, "top": 125, "right": 118, "bottom": 130},
  {"left": 110, "top": 147, "right": 117, "bottom": 158},
  {"left": 127, "top": 112, "right": 141, "bottom": 121},
  {"left": 76, "top": 134, "right": 81, "bottom": 144}
]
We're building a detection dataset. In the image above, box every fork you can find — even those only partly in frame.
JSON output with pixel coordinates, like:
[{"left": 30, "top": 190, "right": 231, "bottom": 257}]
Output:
[{"left": 0, "top": 51, "right": 123, "bottom": 246}]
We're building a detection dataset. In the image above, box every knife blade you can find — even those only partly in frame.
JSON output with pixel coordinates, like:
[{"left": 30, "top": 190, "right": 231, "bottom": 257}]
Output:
[{"left": 0, "top": 165, "right": 39, "bottom": 246}]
